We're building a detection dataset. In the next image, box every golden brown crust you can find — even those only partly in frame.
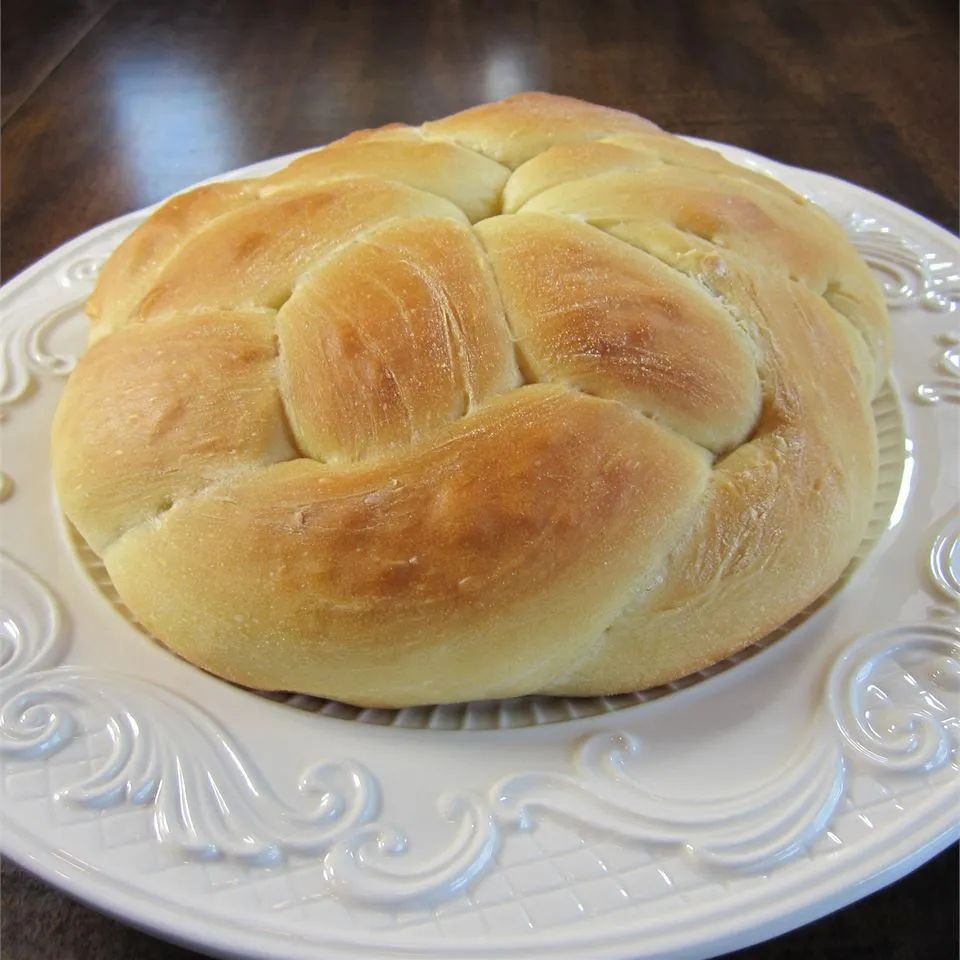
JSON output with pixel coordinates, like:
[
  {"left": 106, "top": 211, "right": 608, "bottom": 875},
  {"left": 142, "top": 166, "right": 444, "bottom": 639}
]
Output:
[
  {"left": 546, "top": 261, "right": 878, "bottom": 694},
  {"left": 263, "top": 125, "right": 511, "bottom": 223},
  {"left": 104, "top": 388, "right": 709, "bottom": 705},
  {"left": 422, "top": 92, "right": 661, "bottom": 168},
  {"left": 52, "top": 92, "right": 890, "bottom": 705},
  {"left": 502, "top": 132, "right": 802, "bottom": 212},
  {"left": 277, "top": 217, "right": 520, "bottom": 462},
  {"left": 520, "top": 165, "right": 888, "bottom": 391},
  {"left": 87, "top": 181, "right": 257, "bottom": 338},
  {"left": 134, "top": 179, "right": 469, "bottom": 322},
  {"left": 51, "top": 310, "right": 295, "bottom": 552},
  {"left": 476, "top": 212, "right": 762, "bottom": 453}
]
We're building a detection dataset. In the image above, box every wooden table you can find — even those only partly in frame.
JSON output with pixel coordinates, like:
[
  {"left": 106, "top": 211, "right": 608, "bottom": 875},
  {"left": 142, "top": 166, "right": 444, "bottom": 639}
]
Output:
[{"left": 2, "top": 1, "right": 957, "bottom": 957}]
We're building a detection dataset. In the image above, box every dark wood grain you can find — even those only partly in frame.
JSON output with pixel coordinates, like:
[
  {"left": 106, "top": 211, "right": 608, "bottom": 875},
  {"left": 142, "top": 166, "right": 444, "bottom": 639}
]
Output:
[
  {"left": 1, "top": 0, "right": 957, "bottom": 281},
  {"left": 1, "top": 1, "right": 958, "bottom": 957},
  {"left": 1, "top": 0, "right": 116, "bottom": 123}
]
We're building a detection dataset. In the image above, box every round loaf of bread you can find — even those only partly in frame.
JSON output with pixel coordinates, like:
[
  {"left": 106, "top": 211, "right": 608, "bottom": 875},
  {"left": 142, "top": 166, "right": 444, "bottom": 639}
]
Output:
[{"left": 51, "top": 93, "right": 889, "bottom": 707}]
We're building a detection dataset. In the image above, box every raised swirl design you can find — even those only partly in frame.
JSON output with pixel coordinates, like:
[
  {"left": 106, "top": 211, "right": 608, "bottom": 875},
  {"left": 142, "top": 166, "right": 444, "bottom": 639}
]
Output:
[
  {"left": 0, "top": 668, "right": 379, "bottom": 866},
  {"left": 60, "top": 256, "right": 107, "bottom": 288},
  {"left": 845, "top": 214, "right": 960, "bottom": 313},
  {"left": 828, "top": 624, "right": 960, "bottom": 772},
  {"left": 2, "top": 622, "right": 958, "bottom": 903},
  {"left": 0, "top": 298, "right": 85, "bottom": 411},
  {"left": 916, "top": 381, "right": 960, "bottom": 405},
  {"left": 917, "top": 333, "right": 960, "bottom": 405},
  {"left": 491, "top": 730, "right": 845, "bottom": 873},
  {"left": 0, "top": 553, "right": 66, "bottom": 680},
  {"left": 930, "top": 511, "right": 960, "bottom": 603},
  {"left": 323, "top": 794, "right": 499, "bottom": 905}
]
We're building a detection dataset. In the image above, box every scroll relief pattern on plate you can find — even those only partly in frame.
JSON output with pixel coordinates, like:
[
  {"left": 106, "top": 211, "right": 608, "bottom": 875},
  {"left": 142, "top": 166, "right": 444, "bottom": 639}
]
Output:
[
  {"left": 1, "top": 514, "right": 957, "bottom": 909},
  {"left": 0, "top": 206, "right": 958, "bottom": 911}
]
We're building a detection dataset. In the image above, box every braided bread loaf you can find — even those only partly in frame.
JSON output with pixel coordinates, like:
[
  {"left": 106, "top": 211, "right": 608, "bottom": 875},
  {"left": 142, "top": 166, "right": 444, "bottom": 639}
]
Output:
[{"left": 52, "top": 94, "right": 889, "bottom": 707}]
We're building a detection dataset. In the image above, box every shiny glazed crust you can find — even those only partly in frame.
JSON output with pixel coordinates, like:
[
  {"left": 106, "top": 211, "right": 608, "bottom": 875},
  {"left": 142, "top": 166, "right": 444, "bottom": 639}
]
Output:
[{"left": 51, "top": 93, "right": 889, "bottom": 706}]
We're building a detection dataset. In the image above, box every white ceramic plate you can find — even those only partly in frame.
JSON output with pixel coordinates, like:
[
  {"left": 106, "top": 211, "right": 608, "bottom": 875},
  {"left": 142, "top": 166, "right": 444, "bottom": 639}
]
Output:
[{"left": 1, "top": 140, "right": 958, "bottom": 960}]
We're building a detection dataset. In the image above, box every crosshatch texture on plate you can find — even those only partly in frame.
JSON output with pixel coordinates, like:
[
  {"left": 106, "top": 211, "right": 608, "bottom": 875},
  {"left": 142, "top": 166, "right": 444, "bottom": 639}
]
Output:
[{"left": 0, "top": 140, "right": 958, "bottom": 960}]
